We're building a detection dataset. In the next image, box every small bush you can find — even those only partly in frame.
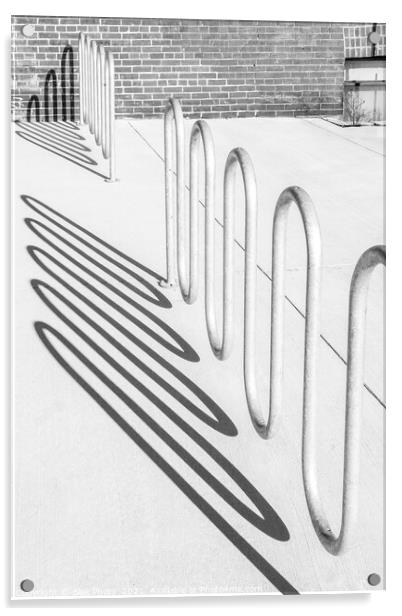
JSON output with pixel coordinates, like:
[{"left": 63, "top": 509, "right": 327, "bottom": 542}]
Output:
[{"left": 343, "top": 91, "right": 371, "bottom": 125}]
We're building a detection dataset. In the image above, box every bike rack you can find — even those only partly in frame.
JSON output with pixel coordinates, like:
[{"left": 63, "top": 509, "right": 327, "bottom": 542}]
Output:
[
  {"left": 78, "top": 32, "right": 116, "bottom": 182},
  {"left": 162, "top": 96, "right": 386, "bottom": 554},
  {"left": 303, "top": 244, "right": 386, "bottom": 555}
]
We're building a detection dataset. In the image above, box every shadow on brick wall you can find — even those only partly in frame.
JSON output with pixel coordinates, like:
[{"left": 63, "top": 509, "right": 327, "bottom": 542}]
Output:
[{"left": 27, "top": 46, "right": 75, "bottom": 123}]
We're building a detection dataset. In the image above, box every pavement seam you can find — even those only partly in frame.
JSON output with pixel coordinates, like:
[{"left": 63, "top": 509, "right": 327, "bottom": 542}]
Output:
[{"left": 301, "top": 117, "right": 385, "bottom": 157}]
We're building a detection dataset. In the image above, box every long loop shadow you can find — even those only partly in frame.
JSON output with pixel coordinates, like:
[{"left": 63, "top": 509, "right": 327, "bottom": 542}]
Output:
[
  {"left": 25, "top": 222, "right": 198, "bottom": 362},
  {"left": 22, "top": 195, "right": 168, "bottom": 307},
  {"left": 21, "top": 194, "right": 162, "bottom": 282},
  {"left": 18, "top": 121, "right": 91, "bottom": 153},
  {"left": 22, "top": 194, "right": 296, "bottom": 593},
  {"left": 15, "top": 122, "right": 109, "bottom": 180},
  {"left": 32, "top": 278, "right": 290, "bottom": 541},
  {"left": 28, "top": 250, "right": 232, "bottom": 435},
  {"left": 16, "top": 122, "right": 92, "bottom": 159},
  {"left": 34, "top": 321, "right": 298, "bottom": 594}
]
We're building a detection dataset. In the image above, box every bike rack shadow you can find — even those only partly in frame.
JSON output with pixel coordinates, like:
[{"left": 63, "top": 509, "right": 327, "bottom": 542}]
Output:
[
  {"left": 27, "top": 45, "right": 77, "bottom": 123},
  {"left": 61, "top": 46, "right": 75, "bottom": 122},
  {"left": 15, "top": 120, "right": 111, "bottom": 180},
  {"left": 21, "top": 193, "right": 297, "bottom": 595}
]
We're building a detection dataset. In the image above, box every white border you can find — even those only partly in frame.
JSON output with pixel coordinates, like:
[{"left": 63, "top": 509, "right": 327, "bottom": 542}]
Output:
[{"left": 2, "top": 1, "right": 400, "bottom": 614}]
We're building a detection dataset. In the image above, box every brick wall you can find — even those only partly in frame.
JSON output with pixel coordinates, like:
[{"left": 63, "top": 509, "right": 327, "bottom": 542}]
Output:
[
  {"left": 12, "top": 16, "right": 352, "bottom": 120},
  {"left": 343, "top": 23, "right": 386, "bottom": 59}
]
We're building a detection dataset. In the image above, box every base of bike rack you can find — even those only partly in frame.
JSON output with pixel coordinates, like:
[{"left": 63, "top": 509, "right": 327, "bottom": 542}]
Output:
[{"left": 159, "top": 279, "right": 177, "bottom": 288}]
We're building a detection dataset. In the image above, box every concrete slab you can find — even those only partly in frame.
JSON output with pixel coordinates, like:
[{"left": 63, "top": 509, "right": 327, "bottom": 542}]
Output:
[{"left": 12, "top": 118, "right": 384, "bottom": 598}]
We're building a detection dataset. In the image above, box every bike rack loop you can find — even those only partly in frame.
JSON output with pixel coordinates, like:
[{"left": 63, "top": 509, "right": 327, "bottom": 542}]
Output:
[
  {"left": 303, "top": 244, "right": 386, "bottom": 555},
  {"left": 163, "top": 98, "right": 323, "bottom": 437},
  {"left": 161, "top": 97, "right": 185, "bottom": 288},
  {"left": 161, "top": 97, "right": 386, "bottom": 553},
  {"left": 78, "top": 32, "right": 116, "bottom": 182}
]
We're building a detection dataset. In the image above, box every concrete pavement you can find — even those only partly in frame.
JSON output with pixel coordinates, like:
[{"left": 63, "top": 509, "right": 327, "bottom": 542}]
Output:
[{"left": 12, "top": 116, "right": 384, "bottom": 597}]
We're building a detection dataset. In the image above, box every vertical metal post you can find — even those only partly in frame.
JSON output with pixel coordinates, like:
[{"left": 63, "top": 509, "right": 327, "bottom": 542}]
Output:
[
  {"left": 78, "top": 32, "right": 116, "bottom": 181},
  {"left": 220, "top": 148, "right": 258, "bottom": 366},
  {"left": 95, "top": 45, "right": 102, "bottom": 146},
  {"left": 160, "top": 98, "right": 184, "bottom": 286},
  {"left": 104, "top": 51, "right": 116, "bottom": 182},
  {"left": 270, "top": 187, "right": 322, "bottom": 438},
  {"left": 89, "top": 39, "right": 97, "bottom": 135},
  {"left": 100, "top": 46, "right": 107, "bottom": 158},
  {"left": 99, "top": 45, "right": 106, "bottom": 157},
  {"left": 83, "top": 35, "right": 90, "bottom": 124},
  {"left": 187, "top": 120, "right": 215, "bottom": 307},
  {"left": 79, "top": 33, "right": 84, "bottom": 124}
]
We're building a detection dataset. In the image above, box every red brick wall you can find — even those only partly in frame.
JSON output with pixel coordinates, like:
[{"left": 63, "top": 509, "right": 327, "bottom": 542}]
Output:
[{"left": 12, "top": 16, "right": 350, "bottom": 120}]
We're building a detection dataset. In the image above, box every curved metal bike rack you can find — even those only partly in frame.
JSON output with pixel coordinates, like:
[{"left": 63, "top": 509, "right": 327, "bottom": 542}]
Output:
[
  {"left": 162, "top": 96, "right": 386, "bottom": 553},
  {"left": 302, "top": 244, "right": 386, "bottom": 555},
  {"left": 78, "top": 32, "right": 116, "bottom": 181},
  {"left": 162, "top": 97, "right": 185, "bottom": 287}
]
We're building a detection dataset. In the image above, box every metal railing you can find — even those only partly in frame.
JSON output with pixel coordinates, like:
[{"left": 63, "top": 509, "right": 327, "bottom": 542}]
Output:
[
  {"left": 162, "top": 97, "right": 386, "bottom": 555},
  {"left": 78, "top": 32, "right": 116, "bottom": 182}
]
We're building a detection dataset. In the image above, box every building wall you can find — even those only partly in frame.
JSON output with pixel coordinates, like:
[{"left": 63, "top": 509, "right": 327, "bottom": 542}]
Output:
[
  {"left": 11, "top": 16, "right": 368, "bottom": 121},
  {"left": 343, "top": 23, "right": 386, "bottom": 58}
]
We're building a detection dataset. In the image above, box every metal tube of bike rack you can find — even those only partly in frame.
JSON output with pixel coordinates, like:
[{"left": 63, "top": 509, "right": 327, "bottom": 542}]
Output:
[
  {"left": 89, "top": 39, "right": 97, "bottom": 134},
  {"left": 79, "top": 33, "right": 85, "bottom": 124},
  {"left": 104, "top": 51, "right": 116, "bottom": 182},
  {"left": 219, "top": 147, "right": 258, "bottom": 363},
  {"left": 77, "top": 32, "right": 116, "bottom": 181},
  {"left": 161, "top": 96, "right": 386, "bottom": 554},
  {"left": 100, "top": 49, "right": 107, "bottom": 158},
  {"left": 85, "top": 35, "right": 91, "bottom": 125},
  {"left": 161, "top": 98, "right": 185, "bottom": 286},
  {"left": 221, "top": 158, "right": 323, "bottom": 440},
  {"left": 302, "top": 244, "right": 385, "bottom": 555},
  {"left": 268, "top": 187, "right": 322, "bottom": 438},
  {"left": 87, "top": 36, "right": 92, "bottom": 130},
  {"left": 178, "top": 119, "right": 215, "bottom": 304},
  {"left": 95, "top": 44, "right": 102, "bottom": 146},
  {"left": 99, "top": 45, "right": 106, "bottom": 157},
  {"left": 93, "top": 43, "right": 99, "bottom": 141},
  {"left": 189, "top": 121, "right": 215, "bottom": 316}
]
